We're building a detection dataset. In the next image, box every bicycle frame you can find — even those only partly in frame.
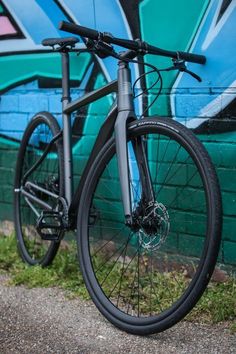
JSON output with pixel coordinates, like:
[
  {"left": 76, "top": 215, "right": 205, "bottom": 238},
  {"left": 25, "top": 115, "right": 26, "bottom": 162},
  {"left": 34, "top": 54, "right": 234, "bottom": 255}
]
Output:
[{"left": 54, "top": 50, "right": 154, "bottom": 224}]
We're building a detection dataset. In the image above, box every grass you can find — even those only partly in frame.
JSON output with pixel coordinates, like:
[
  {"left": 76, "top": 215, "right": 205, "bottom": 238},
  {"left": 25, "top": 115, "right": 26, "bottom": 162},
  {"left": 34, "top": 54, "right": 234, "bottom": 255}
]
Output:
[
  {"left": 0, "top": 234, "right": 89, "bottom": 299},
  {"left": 0, "top": 234, "right": 235, "bottom": 331}
]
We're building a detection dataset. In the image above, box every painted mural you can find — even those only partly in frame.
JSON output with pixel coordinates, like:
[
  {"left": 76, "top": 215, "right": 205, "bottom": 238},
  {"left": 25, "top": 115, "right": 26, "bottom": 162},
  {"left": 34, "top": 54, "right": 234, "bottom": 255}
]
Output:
[{"left": 0, "top": 0, "right": 236, "bottom": 265}]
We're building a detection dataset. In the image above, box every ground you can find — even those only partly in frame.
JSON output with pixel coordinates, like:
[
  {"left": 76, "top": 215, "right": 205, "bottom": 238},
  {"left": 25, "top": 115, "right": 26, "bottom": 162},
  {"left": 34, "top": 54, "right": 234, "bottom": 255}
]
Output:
[{"left": 0, "top": 275, "right": 235, "bottom": 354}]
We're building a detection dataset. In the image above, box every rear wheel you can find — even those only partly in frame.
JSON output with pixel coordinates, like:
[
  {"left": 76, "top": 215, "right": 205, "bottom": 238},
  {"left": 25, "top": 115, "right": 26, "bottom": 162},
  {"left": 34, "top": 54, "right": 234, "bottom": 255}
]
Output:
[
  {"left": 77, "top": 117, "right": 222, "bottom": 334},
  {"left": 14, "top": 112, "right": 64, "bottom": 266}
]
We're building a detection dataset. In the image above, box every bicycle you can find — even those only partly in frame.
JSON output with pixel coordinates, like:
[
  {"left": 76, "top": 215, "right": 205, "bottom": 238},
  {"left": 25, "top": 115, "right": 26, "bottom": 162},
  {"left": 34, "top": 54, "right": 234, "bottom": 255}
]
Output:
[{"left": 14, "top": 21, "right": 222, "bottom": 335}]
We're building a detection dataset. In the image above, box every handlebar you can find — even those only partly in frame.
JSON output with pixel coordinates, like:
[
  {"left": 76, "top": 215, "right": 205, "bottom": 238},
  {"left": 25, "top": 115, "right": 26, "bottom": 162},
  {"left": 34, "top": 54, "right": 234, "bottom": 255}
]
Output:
[{"left": 59, "top": 21, "right": 206, "bottom": 65}]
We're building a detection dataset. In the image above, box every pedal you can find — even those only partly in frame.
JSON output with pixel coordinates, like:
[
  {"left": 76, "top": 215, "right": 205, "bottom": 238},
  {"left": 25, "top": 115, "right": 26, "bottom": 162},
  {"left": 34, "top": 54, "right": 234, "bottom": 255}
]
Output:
[{"left": 36, "top": 211, "right": 66, "bottom": 241}]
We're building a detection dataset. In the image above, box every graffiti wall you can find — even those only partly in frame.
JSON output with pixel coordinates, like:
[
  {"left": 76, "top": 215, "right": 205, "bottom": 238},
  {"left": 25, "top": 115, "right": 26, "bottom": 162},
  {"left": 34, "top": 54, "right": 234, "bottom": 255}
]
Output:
[{"left": 0, "top": 0, "right": 236, "bottom": 265}]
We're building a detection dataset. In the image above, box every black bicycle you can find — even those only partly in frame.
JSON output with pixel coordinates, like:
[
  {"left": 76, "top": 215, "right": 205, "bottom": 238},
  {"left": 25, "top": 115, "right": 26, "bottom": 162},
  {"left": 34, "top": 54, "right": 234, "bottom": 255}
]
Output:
[{"left": 14, "top": 21, "right": 222, "bottom": 335}]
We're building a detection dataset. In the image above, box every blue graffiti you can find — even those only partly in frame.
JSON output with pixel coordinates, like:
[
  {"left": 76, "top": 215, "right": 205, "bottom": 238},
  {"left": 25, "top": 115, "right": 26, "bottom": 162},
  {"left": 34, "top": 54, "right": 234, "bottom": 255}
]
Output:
[
  {"left": 0, "top": 0, "right": 134, "bottom": 82},
  {"left": 171, "top": 0, "right": 236, "bottom": 129}
]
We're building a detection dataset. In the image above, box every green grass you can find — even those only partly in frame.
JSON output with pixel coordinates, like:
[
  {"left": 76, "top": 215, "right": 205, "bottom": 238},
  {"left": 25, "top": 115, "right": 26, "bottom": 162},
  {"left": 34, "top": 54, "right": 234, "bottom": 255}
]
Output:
[
  {"left": 0, "top": 234, "right": 235, "bottom": 330},
  {"left": 0, "top": 234, "right": 89, "bottom": 299}
]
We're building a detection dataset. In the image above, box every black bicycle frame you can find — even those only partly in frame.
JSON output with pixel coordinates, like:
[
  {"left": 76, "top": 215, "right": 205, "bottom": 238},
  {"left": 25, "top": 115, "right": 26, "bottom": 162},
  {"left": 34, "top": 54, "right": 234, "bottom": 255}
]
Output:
[{"left": 59, "top": 50, "right": 154, "bottom": 222}]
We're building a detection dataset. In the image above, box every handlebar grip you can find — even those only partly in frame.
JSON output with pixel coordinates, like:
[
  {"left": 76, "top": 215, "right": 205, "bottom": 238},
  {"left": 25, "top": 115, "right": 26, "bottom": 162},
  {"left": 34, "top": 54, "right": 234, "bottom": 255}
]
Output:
[
  {"left": 145, "top": 44, "right": 206, "bottom": 64},
  {"left": 178, "top": 51, "right": 206, "bottom": 64},
  {"left": 59, "top": 21, "right": 99, "bottom": 40}
]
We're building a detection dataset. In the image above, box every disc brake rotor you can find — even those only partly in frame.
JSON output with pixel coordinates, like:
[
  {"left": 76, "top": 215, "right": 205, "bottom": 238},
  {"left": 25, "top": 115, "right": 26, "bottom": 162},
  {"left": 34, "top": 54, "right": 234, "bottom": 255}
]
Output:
[{"left": 139, "top": 202, "right": 170, "bottom": 251}]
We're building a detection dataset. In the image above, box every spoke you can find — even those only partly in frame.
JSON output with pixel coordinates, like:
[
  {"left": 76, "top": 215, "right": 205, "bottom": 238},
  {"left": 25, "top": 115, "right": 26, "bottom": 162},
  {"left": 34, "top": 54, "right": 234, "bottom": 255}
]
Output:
[
  {"left": 108, "top": 246, "right": 139, "bottom": 299},
  {"left": 139, "top": 253, "right": 164, "bottom": 314},
  {"left": 95, "top": 192, "right": 122, "bottom": 212},
  {"left": 155, "top": 145, "right": 182, "bottom": 197},
  {"left": 168, "top": 169, "right": 201, "bottom": 209},
  {"left": 137, "top": 241, "right": 140, "bottom": 317},
  {"left": 153, "top": 138, "right": 171, "bottom": 194},
  {"left": 127, "top": 256, "right": 139, "bottom": 315},
  {"left": 94, "top": 232, "right": 134, "bottom": 281},
  {"left": 153, "top": 133, "right": 160, "bottom": 186},
  {"left": 92, "top": 225, "right": 126, "bottom": 256},
  {"left": 163, "top": 156, "right": 191, "bottom": 186},
  {"left": 116, "top": 240, "right": 129, "bottom": 307}
]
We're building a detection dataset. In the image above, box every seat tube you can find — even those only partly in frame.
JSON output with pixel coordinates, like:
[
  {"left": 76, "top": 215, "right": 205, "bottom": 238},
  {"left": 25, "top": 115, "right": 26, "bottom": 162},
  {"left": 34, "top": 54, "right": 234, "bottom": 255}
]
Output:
[
  {"left": 115, "top": 60, "right": 135, "bottom": 223},
  {"left": 61, "top": 51, "right": 73, "bottom": 205}
]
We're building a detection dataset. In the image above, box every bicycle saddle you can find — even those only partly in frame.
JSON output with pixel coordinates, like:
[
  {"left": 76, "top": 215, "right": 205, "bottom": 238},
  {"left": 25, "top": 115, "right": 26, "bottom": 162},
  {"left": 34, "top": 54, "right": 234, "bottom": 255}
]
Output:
[{"left": 41, "top": 37, "right": 79, "bottom": 48}]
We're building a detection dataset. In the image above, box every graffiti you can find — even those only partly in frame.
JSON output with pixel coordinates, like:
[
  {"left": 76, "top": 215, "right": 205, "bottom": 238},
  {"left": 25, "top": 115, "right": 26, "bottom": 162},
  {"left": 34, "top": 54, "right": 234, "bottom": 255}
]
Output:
[
  {"left": 0, "top": 1, "right": 22, "bottom": 38},
  {"left": 0, "top": 0, "right": 139, "bottom": 146},
  {"left": 171, "top": 0, "right": 236, "bottom": 132},
  {"left": 0, "top": 0, "right": 140, "bottom": 143},
  {"left": 0, "top": 0, "right": 236, "bottom": 263},
  {"left": 0, "top": 0, "right": 136, "bottom": 87},
  {"left": 1, "top": 0, "right": 236, "bottom": 129}
]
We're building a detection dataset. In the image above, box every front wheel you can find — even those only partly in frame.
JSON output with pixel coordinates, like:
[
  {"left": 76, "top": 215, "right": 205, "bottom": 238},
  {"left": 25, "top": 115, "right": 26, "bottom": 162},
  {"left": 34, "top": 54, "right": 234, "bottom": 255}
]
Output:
[{"left": 77, "top": 117, "right": 222, "bottom": 335}]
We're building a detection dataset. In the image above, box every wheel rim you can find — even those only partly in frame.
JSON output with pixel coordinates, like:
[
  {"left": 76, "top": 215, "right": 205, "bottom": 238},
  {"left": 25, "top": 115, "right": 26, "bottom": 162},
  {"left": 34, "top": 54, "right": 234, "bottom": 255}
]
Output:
[{"left": 81, "top": 125, "right": 213, "bottom": 323}]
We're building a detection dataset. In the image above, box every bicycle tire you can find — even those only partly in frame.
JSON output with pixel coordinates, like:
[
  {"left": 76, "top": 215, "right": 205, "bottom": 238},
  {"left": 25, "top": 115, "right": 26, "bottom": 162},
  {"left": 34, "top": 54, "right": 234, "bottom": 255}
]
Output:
[
  {"left": 14, "top": 112, "right": 64, "bottom": 266},
  {"left": 77, "top": 117, "right": 222, "bottom": 335}
]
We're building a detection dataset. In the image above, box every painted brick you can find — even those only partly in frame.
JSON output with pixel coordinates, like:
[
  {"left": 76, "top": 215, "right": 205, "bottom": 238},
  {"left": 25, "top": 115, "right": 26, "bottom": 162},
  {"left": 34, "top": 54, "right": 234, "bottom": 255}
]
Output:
[
  {"left": 175, "top": 94, "right": 218, "bottom": 117},
  {"left": 73, "top": 156, "right": 89, "bottom": 177},
  {"left": 217, "top": 168, "right": 236, "bottom": 192},
  {"left": 0, "top": 113, "right": 28, "bottom": 132},
  {"left": 0, "top": 203, "right": 13, "bottom": 221},
  {"left": 19, "top": 94, "right": 48, "bottom": 113},
  {"left": 0, "top": 1, "right": 234, "bottom": 272},
  {"left": 48, "top": 95, "right": 61, "bottom": 113},
  {"left": 223, "top": 241, "right": 236, "bottom": 266},
  {"left": 211, "top": 87, "right": 236, "bottom": 94},
  {"left": 223, "top": 216, "right": 236, "bottom": 242},
  {"left": 0, "top": 151, "right": 17, "bottom": 169},
  {"left": 149, "top": 94, "right": 170, "bottom": 116},
  {"left": 12, "top": 80, "right": 39, "bottom": 92},
  {"left": 216, "top": 242, "right": 224, "bottom": 263},
  {"left": 0, "top": 186, "right": 13, "bottom": 204},
  {"left": 188, "top": 87, "right": 211, "bottom": 94},
  {"left": 0, "top": 95, "right": 19, "bottom": 112},
  {"left": 73, "top": 135, "right": 95, "bottom": 156},
  {"left": 222, "top": 191, "right": 236, "bottom": 216},
  {"left": 170, "top": 88, "right": 189, "bottom": 95},
  {"left": 178, "top": 233, "right": 204, "bottom": 258},
  {"left": 161, "top": 232, "right": 178, "bottom": 253},
  {"left": 0, "top": 167, "right": 14, "bottom": 184},
  {"left": 203, "top": 142, "right": 236, "bottom": 167},
  {"left": 0, "top": 131, "right": 23, "bottom": 143},
  {"left": 83, "top": 115, "right": 107, "bottom": 135}
]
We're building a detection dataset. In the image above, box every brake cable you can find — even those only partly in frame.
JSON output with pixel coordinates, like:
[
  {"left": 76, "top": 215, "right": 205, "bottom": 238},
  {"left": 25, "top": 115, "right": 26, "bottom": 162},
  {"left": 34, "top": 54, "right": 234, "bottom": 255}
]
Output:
[{"left": 85, "top": 39, "right": 201, "bottom": 117}]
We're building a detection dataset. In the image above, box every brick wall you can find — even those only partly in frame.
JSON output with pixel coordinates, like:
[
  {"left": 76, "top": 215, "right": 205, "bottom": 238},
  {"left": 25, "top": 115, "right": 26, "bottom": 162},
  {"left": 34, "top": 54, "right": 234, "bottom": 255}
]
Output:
[{"left": 0, "top": 0, "right": 236, "bottom": 266}]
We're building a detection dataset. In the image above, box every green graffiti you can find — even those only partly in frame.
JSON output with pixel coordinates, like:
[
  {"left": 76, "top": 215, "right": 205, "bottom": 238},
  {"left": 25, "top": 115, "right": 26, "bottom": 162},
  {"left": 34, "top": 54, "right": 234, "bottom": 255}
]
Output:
[
  {"left": 139, "top": 0, "right": 209, "bottom": 115},
  {"left": 73, "top": 73, "right": 114, "bottom": 178},
  {"left": 0, "top": 52, "right": 91, "bottom": 92},
  {"left": 0, "top": 136, "right": 20, "bottom": 147}
]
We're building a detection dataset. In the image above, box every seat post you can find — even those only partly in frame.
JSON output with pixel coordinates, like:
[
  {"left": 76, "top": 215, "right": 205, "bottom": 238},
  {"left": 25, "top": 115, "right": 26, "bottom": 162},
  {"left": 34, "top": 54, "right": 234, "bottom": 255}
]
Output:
[
  {"left": 61, "top": 50, "right": 73, "bottom": 205},
  {"left": 61, "top": 51, "right": 71, "bottom": 102}
]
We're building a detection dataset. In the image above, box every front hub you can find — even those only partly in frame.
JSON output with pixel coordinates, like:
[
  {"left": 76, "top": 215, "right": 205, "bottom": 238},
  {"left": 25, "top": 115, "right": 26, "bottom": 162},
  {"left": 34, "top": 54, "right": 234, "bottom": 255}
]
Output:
[{"left": 132, "top": 201, "right": 170, "bottom": 251}]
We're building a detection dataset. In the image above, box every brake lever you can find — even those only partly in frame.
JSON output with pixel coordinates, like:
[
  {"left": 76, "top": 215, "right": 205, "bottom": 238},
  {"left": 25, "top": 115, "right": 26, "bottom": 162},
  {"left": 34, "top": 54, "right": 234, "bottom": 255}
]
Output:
[
  {"left": 184, "top": 69, "right": 202, "bottom": 82},
  {"left": 171, "top": 59, "right": 202, "bottom": 82},
  {"left": 85, "top": 38, "right": 116, "bottom": 59}
]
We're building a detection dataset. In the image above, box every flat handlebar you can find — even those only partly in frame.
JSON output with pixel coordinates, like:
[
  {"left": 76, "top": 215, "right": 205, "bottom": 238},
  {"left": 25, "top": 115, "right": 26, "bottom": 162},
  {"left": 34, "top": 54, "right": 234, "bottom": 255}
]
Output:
[{"left": 59, "top": 21, "right": 206, "bottom": 65}]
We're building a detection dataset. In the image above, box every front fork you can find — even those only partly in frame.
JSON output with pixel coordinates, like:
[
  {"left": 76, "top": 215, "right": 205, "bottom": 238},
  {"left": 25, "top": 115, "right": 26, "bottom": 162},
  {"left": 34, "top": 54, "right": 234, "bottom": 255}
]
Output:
[{"left": 115, "top": 61, "right": 154, "bottom": 224}]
